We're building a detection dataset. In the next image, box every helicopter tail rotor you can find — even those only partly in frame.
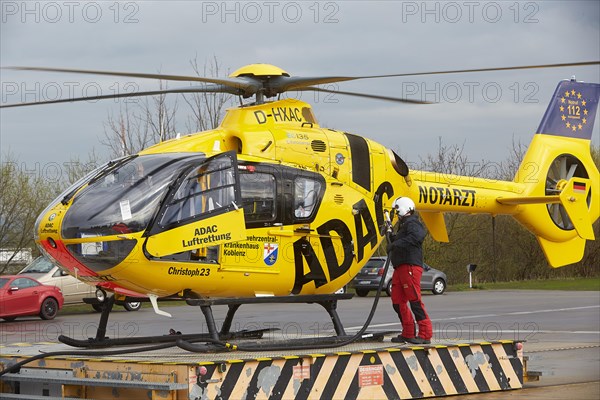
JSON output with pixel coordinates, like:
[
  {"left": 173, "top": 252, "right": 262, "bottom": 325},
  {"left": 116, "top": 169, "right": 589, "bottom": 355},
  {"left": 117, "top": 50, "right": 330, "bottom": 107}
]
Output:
[{"left": 497, "top": 79, "right": 599, "bottom": 267}]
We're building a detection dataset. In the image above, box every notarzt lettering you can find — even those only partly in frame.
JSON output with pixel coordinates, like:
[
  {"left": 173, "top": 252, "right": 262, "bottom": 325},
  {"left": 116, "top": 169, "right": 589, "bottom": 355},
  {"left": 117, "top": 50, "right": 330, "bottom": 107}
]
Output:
[{"left": 418, "top": 186, "right": 476, "bottom": 207}]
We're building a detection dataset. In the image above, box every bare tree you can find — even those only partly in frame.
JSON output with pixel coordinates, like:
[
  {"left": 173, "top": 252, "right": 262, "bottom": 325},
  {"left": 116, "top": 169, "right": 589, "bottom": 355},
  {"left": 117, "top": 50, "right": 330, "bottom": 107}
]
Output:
[
  {"left": 499, "top": 136, "right": 528, "bottom": 181},
  {"left": 144, "top": 79, "right": 179, "bottom": 143},
  {"left": 101, "top": 79, "right": 177, "bottom": 158},
  {"left": 183, "top": 55, "right": 232, "bottom": 132},
  {"left": 415, "top": 139, "right": 515, "bottom": 283},
  {"left": 417, "top": 137, "right": 491, "bottom": 178},
  {"left": 101, "top": 57, "right": 230, "bottom": 158},
  {"left": 102, "top": 103, "right": 151, "bottom": 158}
]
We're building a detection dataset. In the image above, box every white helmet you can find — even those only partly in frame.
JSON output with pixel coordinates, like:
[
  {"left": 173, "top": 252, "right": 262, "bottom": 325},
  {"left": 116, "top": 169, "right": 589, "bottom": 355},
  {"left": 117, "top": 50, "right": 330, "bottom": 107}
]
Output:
[{"left": 392, "top": 197, "right": 415, "bottom": 217}]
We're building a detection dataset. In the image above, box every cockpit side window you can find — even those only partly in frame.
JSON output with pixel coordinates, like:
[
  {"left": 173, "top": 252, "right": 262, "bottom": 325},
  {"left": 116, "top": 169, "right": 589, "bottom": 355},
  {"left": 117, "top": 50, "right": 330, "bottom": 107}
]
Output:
[
  {"left": 294, "top": 177, "right": 322, "bottom": 219},
  {"left": 159, "top": 156, "right": 236, "bottom": 228},
  {"left": 240, "top": 172, "right": 276, "bottom": 224}
]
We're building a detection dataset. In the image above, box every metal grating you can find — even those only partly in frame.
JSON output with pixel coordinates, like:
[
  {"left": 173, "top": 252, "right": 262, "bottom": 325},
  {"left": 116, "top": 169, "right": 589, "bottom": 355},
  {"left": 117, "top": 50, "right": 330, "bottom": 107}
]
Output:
[{"left": 311, "top": 140, "right": 327, "bottom": 152}]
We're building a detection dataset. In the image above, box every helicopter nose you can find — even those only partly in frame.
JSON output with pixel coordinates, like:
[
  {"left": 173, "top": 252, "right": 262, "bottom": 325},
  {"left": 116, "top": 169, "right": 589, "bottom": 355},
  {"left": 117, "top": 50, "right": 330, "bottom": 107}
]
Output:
[
  {"left": 34, "top": 196, "right": 139, "bottom": 275},
  {"left": 34, "top": 204, "right": 90, "bottom": 275},
  {"left": 35, "top": 153, "right": 198, "bottom": 275}
]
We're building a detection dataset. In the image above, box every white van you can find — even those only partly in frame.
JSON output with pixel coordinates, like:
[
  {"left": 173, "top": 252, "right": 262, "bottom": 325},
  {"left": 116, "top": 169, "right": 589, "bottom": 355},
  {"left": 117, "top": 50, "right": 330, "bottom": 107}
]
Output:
[{"left": 19, "top": 256, "right": 141, "bottom": 311}]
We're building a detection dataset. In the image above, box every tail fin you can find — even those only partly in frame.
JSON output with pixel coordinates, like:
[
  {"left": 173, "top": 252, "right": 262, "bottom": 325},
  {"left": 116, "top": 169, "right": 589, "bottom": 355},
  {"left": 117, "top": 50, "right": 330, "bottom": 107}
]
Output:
[
  {"left": 536, "top": 79, "right": 599, "bottom": 140},
  {"left": 511, "top": 79, "right": 599, "bottom": 267}
]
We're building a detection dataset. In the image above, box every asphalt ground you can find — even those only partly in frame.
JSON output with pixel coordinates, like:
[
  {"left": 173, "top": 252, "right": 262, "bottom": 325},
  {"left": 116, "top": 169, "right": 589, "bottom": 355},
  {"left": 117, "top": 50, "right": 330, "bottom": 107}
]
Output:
[{"left": 1, "top": 289, "right": 598, "bottom": 399}]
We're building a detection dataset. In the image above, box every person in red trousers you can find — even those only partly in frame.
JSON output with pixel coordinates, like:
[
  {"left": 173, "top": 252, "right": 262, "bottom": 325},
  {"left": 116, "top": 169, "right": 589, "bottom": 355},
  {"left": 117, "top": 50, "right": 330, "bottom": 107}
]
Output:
[{"left": 387, "top": 197, "right": 433, "bottom": 345}]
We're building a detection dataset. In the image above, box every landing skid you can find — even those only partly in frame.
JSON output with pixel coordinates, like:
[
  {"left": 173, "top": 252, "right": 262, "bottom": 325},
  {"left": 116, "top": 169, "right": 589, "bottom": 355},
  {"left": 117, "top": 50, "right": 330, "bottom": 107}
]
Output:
[
  {"left": 176, "top": 331, "right": 392, "bottom": 353},
  {"left": 59, "top": 293, "right": 358, "bottom": 350},
  {"left": 185, "top": 293, "right": 355, "bottom": 340},
  {"left": 58, "top": 329, "right": 273, "bottom": 349}
]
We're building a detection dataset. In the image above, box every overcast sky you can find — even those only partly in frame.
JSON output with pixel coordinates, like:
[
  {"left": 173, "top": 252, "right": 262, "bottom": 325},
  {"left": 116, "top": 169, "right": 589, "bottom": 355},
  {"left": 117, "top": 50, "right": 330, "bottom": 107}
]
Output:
[{"left": 1, "top": 0, "right": 599, "bottom": 180}]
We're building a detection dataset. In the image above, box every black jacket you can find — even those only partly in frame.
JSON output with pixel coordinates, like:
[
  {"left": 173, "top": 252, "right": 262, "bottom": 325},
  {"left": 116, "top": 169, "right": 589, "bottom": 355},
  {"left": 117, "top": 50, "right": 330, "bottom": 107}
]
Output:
[{"left": 388, "top": 213, "right": 426, "bottom": 267}]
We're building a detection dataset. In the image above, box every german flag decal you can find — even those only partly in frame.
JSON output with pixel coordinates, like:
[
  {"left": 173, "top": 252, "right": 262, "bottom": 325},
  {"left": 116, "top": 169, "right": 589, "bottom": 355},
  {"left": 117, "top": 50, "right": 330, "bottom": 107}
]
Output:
[{"left": 573, "top": 182, "right": 587, "bottom": 193}]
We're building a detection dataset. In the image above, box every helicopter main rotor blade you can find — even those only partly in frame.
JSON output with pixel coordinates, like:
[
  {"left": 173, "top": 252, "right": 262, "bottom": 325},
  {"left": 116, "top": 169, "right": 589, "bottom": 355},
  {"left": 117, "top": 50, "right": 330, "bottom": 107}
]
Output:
[
  {"left": 269, "top": 76, "right": 357, "bottom": 92},
  {"left": 0, "top": 84, "right": 237, "bottom": 108},
  {"left": 3, "top": 61, "right": 598, "bottom": 105},
  {"left": 354, "top": 61, "right": 600, "bottom": 80},
  {"left": 269, "top": 61, "right": 600, "bottom": 93},
  {"left": 265, "top": 61, "right": 600, "bottom": 97},
  {"left": 297, "top": 87, "right": 433, "bottom": 104},
  {"left": 3, "top": 66, "right": 258, "bottom": 93}
]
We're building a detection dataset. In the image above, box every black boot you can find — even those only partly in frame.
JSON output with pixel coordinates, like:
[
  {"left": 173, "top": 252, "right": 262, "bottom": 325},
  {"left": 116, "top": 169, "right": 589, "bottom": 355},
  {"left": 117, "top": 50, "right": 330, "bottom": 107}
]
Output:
[
  {"left": 391, "top": 335, "right": 411, "bottom": 343},
  {"left": 405, "top": 336, "right": 430, "bottom": 345}
]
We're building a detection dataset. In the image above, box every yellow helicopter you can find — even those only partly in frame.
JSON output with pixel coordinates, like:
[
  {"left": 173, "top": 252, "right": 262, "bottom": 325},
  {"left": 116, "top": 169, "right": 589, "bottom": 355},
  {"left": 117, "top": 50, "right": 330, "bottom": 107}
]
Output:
[{"left": 2, "top": 62, "right": 599, "bottom": 332}]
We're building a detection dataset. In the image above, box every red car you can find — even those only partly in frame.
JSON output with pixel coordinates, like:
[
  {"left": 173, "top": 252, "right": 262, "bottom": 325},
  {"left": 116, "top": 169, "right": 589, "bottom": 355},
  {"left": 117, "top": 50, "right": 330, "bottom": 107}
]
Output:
[{"left": 0, "top": 275, "right": 64, "bottom": 321}]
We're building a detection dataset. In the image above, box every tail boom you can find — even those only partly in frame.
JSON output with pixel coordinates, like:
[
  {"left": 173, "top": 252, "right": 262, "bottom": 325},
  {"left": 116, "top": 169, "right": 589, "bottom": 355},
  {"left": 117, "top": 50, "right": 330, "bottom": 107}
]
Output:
[{"left": 409, "top": 79, "right": 599, "bottom": 267}]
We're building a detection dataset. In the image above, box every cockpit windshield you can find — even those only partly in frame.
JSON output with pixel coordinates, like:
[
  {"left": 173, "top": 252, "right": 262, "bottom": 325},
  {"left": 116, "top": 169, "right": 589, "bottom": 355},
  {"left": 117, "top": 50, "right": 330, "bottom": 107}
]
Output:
[{"left": 61, "top": 153, "right": 201, "bottom": 239}]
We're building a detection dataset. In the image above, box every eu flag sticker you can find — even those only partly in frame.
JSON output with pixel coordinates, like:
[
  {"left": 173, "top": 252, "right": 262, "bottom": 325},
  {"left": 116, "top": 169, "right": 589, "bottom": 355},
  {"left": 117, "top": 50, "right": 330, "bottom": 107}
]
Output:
[
  {"left": 264, "top": 243, "right": 278, "bottom": 266},
  {"left": 536, "top": 80, "right": 599, "bottom": 140}
]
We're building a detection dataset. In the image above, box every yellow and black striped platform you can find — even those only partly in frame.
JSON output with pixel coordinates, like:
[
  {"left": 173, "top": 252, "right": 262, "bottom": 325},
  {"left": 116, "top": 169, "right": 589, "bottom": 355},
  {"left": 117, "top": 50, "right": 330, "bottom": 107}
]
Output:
[
  {"left": 1, "top": 339, "right": 524, "bottom": 399},
  {"left": 195, "top": 341, "right": 523, "bottom": 399}
]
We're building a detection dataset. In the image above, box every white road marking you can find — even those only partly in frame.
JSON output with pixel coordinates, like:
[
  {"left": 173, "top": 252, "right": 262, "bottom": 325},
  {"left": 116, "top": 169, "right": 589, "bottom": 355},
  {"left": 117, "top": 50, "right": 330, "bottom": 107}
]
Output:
[{"left": 346, "top": 305, "right": 600, "bottom": 331}]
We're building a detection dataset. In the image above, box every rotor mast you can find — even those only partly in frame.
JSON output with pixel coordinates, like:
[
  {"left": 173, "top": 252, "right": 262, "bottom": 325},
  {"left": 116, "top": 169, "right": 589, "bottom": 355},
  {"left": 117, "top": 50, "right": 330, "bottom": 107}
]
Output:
[{"left": 229, "top": 63, "right": 290, "bottom": 105}]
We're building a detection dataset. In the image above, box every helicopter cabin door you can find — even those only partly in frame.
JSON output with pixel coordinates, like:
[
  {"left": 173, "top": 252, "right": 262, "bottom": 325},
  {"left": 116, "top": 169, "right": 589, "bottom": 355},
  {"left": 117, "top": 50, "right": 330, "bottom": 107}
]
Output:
[{"left": 144, "top": 151, "right": 246, "bottom": 259}]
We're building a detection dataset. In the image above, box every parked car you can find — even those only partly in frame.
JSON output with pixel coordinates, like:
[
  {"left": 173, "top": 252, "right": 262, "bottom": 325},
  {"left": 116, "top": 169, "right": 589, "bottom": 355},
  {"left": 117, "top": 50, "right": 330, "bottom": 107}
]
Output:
[
  {"left": 350, "top": 256, "right": 447, "bottom": 297},
  {"left": 19, "top": 256, "right": 141, "bottom": 312},
  {"left": 0, "top": 275, "right": 64, "bottom": 321}
]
